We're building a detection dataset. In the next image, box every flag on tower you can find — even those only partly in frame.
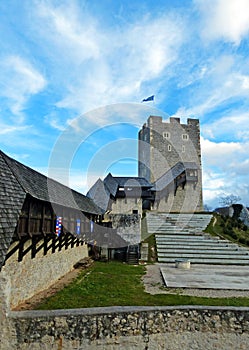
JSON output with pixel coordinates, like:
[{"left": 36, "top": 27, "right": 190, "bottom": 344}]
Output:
[{"left": 141, "top": 95, "right": 154, "bottom": 102}]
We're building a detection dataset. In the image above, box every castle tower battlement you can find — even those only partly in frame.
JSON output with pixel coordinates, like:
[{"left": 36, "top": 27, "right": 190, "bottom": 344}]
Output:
[{"left": 138, "top": 115, "right": 203, "bottom": 212}]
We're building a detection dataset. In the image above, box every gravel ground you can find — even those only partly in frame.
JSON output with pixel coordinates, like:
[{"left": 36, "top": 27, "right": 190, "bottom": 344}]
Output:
[{"left": 142, "top": 263, "right": 249, "bottom": 298}]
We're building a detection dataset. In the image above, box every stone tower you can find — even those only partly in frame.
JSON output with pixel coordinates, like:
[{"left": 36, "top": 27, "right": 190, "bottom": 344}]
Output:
[{"left": 138, "top": 116, "right": 203, "bottom": 212}]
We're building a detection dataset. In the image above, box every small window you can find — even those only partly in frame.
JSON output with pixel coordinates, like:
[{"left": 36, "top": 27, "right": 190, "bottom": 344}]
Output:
[
  {"left": 163, "top": 132, "right": 170, "bottom": 139},
  {"left": 168, "top": 144, "right": 172, "bottom": 152},
  {"left": 182, "top": 145, "right": 185, "bottom": 152},
  {"left": 182, "top": 134, "right": 189, "bottom": 140}
]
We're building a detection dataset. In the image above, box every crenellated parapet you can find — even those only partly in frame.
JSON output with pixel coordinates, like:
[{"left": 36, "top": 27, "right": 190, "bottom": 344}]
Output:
[{"left": 138, "top": 115, "right": 203, "bottom": 212}]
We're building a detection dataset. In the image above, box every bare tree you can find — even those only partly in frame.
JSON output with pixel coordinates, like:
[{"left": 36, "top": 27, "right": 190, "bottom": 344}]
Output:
[
  {"left": 204, "top": 204, "right": 212, "bottom": 212},
  {"left": 218, "top": 193, "right": 241, "bottom": 207}
]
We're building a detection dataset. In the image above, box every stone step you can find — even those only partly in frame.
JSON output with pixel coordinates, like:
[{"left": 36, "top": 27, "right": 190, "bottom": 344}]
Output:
[
  {"left": 156, "top": 242, "right": 247, "bottom": 249},
  {"left": 157, "top": 248, "right": 249, "bottom": 255},
  {"left": 157, "top": 257, "right": 249, "bottom": 265},
  {"left": 148, "top": 224, "right": 211, "bottom": 231},
  {"left": 154, "top": 230, "right": 192, "bottom": 234},
  {"left": 157, "top": 252, "right": 249, "bottom": 260},
  {"left": 156, "top": 235, "right": 220, "bottom": 241},
  {"left": 155, "top": 232, "right": 206, "bottom": 237},
  {"left": 156, "top": 235, "right": 224, "bottom": 244},
  {"left": 147, "top": 213, "right": 249, "bottom": 266}
]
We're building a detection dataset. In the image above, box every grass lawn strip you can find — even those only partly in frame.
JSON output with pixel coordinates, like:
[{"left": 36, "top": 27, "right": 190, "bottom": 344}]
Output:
[{"left": 37, "top": 261, "right": 249, "bottom": 310}]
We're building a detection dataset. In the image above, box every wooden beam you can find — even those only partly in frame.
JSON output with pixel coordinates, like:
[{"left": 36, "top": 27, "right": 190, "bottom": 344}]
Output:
[
  {"left": 31, "top": 236, "right": 37, "bottom": 259},
  {"left": 18, "top": 237, "right": 30, "bottom": 262},
  {"left": 5, "top": 241, "right": 21, "bottom": 262}
]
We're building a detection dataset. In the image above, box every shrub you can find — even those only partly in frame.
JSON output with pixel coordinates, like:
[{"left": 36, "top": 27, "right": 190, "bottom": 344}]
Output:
[
  {"left": 227, "top": 230, "right": 237, "bottom": 240},
  {"left": 238, "top": 237, "right": 247, "bottom": 245}
]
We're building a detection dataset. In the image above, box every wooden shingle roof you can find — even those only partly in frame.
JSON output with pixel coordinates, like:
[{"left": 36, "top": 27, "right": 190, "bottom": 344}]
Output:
[
  {"left": 103, "top": 173, "right": 119, "bottom": 197},
  {"left": 86, "top": 178, "right": 110, "bottom": 213},
  {"left": 111, "top": 176, "right": 152, "bottom": 188},
  {"left": 1, "top": 151, "right": 102, "bottom": 214},
  {"left": 0, "top": 152, "right": 26, "bottom": 268},
  {"left": 104, "top": 173, "right": 152, "bottom": 193},
  {"left": 87, "top": 173, "right": 153, "bottom": 211},
  {"left": 0, "top": 150, "right": 102, "bottom": 269}
]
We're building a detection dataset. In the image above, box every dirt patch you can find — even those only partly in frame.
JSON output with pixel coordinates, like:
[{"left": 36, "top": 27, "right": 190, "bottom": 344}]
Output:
[{"left": 13, "top": 258, "right": 94, "bottom": 311}]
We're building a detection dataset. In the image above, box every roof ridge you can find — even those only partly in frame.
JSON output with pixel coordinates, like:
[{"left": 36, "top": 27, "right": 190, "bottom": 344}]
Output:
[
  {"left": 0, "top": 150, "right": 102, "bottom": 214},
  {"left": 0, "top": 150, "right": 90, "bottom": 199}
]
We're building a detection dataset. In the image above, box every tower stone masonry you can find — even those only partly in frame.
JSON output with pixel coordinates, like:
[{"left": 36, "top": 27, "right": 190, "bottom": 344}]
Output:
[{"left": 138, "top": 116, "right": 203, "bottom": 212}]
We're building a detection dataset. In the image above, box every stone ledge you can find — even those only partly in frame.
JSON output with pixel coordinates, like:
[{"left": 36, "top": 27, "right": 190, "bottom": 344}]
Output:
[{"left": 10, "top": 305, "right": 249, "bottom": 318}]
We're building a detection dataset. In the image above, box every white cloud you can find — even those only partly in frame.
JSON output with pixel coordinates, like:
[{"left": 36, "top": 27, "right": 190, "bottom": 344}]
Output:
[
  {"left": 196, "top": 0, "right": 249, "bottom": 44},
  {"left": 172, "top": 56, "right": 249, "bottom": 120},
  {"left": 202, "top": 171, "right": 225, "bottom": 207},
  {"left": 201, "top": 137, "right": 243, "bottom": 167},
  {"left": 229, "top": 159, "right": 249, "bottom": 176},
  {"left": 202, "top": 112, "right": 249, "bottom": 141},
  {"left": 44, "top": 112, "right": 66, "bottom": 131},
  {"left": 0, "top": 123, "right": 31, "bottom": 135},
  {"left": 121, "top": 16, "right": 182, "bottom": 81},
  {"left": 0, "top": 55, "right": 46, "bottom": 122},
  {"left": 36, "top": 1, "right": 102, "bottom": 62},
  {"left": 201, "top": 136, "right": 249, "bottom": 207},
  {"left": 43, "top": 164, "right": 98, "bottom": 195},
  {"left": 56, "top": 14, "right": 183, "bottom": 117},
  {"left": 33, "top": 2, "right": 184, "bottom": 121}
]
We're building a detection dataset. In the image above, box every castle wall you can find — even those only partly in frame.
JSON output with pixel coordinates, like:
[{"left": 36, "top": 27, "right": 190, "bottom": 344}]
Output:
[
  {"left": 2, "top": 240, "right": 88, "bottom": 309},
  {"left": 111, "top": 198, "right": 143, "bottom": 216},
  {"left": 153, "top": 182, "right": 203, "bottom": 213},
  {"left": 138, "top": 125, "right": 151, "bottom": 180},
  {"left": 2, "top": 306, "right": 249, "bottom": 350}
]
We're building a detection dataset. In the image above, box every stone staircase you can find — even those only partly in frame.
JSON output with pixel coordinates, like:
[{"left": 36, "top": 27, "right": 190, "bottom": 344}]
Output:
[{"left": 147, "top": 213, "right": 249, "bottom": 265}]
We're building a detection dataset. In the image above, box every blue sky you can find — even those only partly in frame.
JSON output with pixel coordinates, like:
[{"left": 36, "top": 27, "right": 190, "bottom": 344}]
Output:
[{"left": 1, "top": 0, "right": 249, "bottom": 209}]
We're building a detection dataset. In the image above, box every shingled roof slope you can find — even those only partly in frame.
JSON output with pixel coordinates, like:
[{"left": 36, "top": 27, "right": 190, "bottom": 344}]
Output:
[
  {"left": 0, "top": 152, "right": 26, "bottom": 268},
  {"left": 0, "top": 150, "right": 104, "bottom": 270},
  {"left": 103, "top": 173, "right": 119, "bottom": 197},
  {"left": 86, "top": 178, "right": 110, "bottom": 212},
  {"left": 103, "top": 173, "right": 152, "bottom": 195},
  {"left": 1, "top": 151, "right": 102, "bottom": 215},
  {"left": 112, "top": 177, "right": 152, "bottom": 188}
]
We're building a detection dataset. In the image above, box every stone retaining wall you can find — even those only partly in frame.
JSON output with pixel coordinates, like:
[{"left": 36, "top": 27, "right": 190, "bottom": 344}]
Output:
[
  {"left": 3, "top": 306, "right": 249, "bottom": 350},
  {"left": 2, "top": 240, "right": 88, "bottom": 309},
  {"left": 110, "top": 214, "right": 141, "bottom": 245}
]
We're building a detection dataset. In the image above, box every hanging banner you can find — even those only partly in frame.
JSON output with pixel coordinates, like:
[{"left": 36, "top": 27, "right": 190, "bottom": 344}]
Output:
[
  {"left": 55, "top": 216, "right": 62, "bottom": 236},
  {"left": 90, "top": 220, "right": 94, "bottom": 233},
  {"left": 76, "top": 219, "right": 81, "bottom": 235}
]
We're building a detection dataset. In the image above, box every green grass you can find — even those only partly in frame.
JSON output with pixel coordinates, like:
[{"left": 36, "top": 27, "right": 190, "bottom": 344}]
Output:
[{"left": 36, "top": 261, "right": 249, "bottom": 310}]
